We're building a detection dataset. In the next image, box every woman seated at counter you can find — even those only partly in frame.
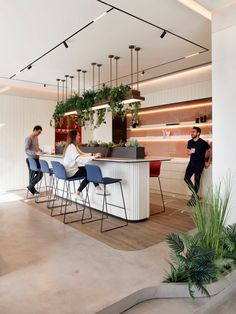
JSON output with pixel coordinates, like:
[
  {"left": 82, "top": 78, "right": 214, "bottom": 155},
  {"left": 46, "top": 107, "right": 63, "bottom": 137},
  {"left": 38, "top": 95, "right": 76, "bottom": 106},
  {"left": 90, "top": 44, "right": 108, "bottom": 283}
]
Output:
[{"left": 63, "top": 130, "right": 103, "bottom": 200}]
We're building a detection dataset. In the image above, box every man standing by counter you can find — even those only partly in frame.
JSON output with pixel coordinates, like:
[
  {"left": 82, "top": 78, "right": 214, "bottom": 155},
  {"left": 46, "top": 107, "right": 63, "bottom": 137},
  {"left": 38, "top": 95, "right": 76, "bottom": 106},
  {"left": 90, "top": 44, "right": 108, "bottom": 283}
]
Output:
[
  {"left": 25, "top": 125, "right": 43, "bottom": 195},
  {"left": 184, "top": 126, "right": 211, "bottom": 206}
]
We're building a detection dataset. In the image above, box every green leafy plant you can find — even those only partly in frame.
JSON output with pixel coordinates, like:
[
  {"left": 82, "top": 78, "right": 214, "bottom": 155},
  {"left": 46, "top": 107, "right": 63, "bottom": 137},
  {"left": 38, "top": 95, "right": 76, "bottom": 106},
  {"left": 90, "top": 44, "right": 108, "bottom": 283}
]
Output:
[
  {"left": 87, "top": 140, "right": 99, "bottom": 147},
  {"left": 126, "top": 139, "right": 142, "bottom": 147},
  {"left": 55, "top": 141, "right": 67, "bottom": 147},
  {"left": 109, "top": 84, "right": 130, "bottom": 118},
  {"left": 164, "top": 233, "right": 217, "bottom": 298},
  {"left": 130, "top": 102, "right": 141, "bottom": 126},
  {"left": 164, "top": 176, "right": 236, "bottom": 298},
  {"left": 55, "top": 141, "right": 67, "bottom": 154},
  {"left": 95, "top": 108, "right": 106, "bottom": 128},
  {"left": 190, "top": 177, "right": 232, "bottom": 259},
  {"left": 95, "top": 86, "right": 111, "bottom": 103}
]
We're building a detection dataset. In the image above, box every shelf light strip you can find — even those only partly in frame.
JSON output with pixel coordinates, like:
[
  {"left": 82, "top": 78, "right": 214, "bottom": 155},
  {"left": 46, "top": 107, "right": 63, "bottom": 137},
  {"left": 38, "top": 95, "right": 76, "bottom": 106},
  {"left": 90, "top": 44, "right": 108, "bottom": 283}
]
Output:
[
  {"left": 126, "top": 102, "right": 211, "bottom": 116},
  {"left": 129, "top": 122, "right": 212, "bottom": 131},
  {"left": 136, "top": 138, "right": 212, "bottom": 142}
]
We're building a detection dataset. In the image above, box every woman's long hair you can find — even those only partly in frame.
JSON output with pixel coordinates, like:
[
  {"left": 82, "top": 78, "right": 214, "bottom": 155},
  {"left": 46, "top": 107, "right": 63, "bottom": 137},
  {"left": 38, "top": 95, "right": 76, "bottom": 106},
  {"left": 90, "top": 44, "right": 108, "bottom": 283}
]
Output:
[
  {"left": 67, "top": 129, "right": 77, "bottom": 145},
  {"left": 63, "top": 129, "right": 78, "bottom": 155}
]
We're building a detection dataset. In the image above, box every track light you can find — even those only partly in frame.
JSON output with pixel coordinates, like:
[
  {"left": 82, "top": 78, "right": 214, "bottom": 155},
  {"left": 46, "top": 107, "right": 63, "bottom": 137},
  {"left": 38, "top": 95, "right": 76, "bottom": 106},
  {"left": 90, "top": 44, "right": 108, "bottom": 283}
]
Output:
[
  {"left": 27, "top": 65, "right": 32, "bottom": 70},
  {"left": 160, "top": 30, "right": 167, "bottom": 38},
  {"left": 141, "top": 70, "right": 145, "bottom": 76},
  {"left": 63, "top": 41, "right": 68, "bottom": 48}
]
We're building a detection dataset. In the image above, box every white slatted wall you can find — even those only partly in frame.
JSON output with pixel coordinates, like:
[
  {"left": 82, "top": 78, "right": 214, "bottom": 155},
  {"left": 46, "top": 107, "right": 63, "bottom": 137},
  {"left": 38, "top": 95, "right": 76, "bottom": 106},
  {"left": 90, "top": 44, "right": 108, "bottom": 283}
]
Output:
[{"left": 0, "top": 94, "right": 55, "bottom": 191}]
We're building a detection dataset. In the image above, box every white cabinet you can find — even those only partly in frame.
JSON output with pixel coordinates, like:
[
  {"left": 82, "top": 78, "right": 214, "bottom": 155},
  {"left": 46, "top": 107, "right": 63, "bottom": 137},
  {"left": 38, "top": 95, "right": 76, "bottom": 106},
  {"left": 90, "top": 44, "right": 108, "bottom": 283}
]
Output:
[{"left": 150, "top": 158, "right": 212, "bottom": 198}]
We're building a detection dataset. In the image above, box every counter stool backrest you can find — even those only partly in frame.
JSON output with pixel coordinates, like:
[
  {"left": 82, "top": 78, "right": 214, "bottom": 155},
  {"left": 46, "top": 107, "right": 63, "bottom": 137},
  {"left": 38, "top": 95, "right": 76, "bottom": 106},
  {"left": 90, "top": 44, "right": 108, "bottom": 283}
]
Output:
[
  {"left": 85, "top": 164, "right": 103, "bottom": 183},
  {"left": 150, "top": 161, "right": 161, "bottom": 177},
  {"left": 28, "top": 158, "right": 40, "bottom": 172},
  {"left": 39, "top": 159, "right": 51, "bottom": 174},
  {"left": 51, "top": 161, "right": 67, "bottom": 180}
]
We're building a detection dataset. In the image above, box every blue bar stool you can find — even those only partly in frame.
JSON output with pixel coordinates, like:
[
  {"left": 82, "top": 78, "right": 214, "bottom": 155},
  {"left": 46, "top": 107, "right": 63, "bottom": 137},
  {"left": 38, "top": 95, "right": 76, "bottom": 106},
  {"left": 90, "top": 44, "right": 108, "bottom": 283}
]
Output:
[
  {"left": 39, "top": 159, "right": 56, "bottom": 207},
  {"left": 51, "top": 161, "right": 91, "bottom": 224},
  {"left": 83, "top": 164, "right": 128, "bottom": 232}
]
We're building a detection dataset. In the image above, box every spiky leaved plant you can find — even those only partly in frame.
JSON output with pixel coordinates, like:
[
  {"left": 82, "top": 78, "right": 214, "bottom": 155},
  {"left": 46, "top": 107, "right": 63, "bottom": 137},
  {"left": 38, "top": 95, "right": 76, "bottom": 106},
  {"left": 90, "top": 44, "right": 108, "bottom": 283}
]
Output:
[
  {"left": 190, "top": 176, "right": 233, "bottom": 259},
  {"left": 164, "top": 233, "right": 217, "bottom": 298}
]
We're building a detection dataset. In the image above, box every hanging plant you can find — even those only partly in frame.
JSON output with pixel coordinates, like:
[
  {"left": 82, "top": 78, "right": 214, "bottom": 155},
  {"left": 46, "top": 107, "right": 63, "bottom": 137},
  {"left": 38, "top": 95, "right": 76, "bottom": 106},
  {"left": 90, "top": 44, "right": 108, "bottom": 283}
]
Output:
[
  {"left": 52, "top": 95, "right": 80, "bottom": 126},
  {"left": 95, "top": 86, "right": 111, "bottom": 104},
  {"left": 75, "top": 90, "right": 96, "bottom": 126},
  {"left": 95, "top": 108, "right": 107, "bottom": 128},
  {"left": 52, "top": 84, "right": 142, "bottom": 128},
  {"left": 109, "top": 84, "right": 130, "bottom": 118},
  {"left": 130, "top": 102, "right": 141, "bottom": 127}
]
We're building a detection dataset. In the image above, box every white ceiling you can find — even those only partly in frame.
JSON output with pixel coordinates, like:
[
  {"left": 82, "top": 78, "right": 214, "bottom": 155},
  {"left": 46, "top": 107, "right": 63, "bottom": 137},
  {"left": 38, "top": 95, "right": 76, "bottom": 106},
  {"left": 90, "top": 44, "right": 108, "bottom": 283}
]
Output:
[
  {"left": 196, "top": 0, "right": 234, "bottom": 11},
  {"left": 0, "top": 0, "right": 212, "bottom": 99}
]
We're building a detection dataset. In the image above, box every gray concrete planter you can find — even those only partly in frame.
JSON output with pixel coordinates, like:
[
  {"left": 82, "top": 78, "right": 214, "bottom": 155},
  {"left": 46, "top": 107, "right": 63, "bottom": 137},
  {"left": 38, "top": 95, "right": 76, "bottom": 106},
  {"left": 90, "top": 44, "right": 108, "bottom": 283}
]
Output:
[
  {"left": 55, "top": 146, "right": 65, "bottom": 155},
  {"left": 110, "top": 147, "right": 145, "bottom": 159},
  {"left": 79, "top": 146, "right": 145, "bottom": 159},
  {"left": 97, "top": 269, "right": 236, "bottom": 314}
]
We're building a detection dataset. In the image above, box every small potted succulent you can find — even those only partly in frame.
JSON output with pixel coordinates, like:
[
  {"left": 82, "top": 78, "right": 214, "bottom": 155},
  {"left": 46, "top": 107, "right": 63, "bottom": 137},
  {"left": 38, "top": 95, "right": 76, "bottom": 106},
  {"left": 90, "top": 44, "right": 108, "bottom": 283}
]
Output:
[
  {"left": 79, "top": 140, "right": 112, "bottom": 157},
  {"left": 55, "top": 141, "right": 66, "bottom": 155}
]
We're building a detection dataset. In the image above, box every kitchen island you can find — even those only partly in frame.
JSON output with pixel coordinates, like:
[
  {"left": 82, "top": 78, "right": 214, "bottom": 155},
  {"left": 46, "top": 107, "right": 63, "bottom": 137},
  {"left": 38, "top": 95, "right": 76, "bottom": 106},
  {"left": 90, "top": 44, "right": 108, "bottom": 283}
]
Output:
[{"left": 42, "top": 155, "right": 170, "bottom": 221}]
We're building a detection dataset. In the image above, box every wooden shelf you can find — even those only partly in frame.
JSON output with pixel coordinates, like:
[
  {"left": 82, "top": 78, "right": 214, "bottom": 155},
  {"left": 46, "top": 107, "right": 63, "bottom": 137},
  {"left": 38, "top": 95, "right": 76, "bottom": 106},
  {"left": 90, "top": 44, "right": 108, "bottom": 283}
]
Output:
[
  {"left": 127, "top": 121, "right": 212, "bottom": 131},
  {"left": 128, "top": 135, "right": 212, "bottom": 142},
  {"left": 126, "top": 98, "right": 212, "bottom": 158}
]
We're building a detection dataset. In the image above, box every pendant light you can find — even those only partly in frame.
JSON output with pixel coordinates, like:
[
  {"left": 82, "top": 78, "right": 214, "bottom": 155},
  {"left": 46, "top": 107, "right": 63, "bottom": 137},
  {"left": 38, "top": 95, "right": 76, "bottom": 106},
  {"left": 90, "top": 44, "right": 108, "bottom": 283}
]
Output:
[
  {"left": 82, "top": 70, "right": 87, "bottom": 92},
  {"left": 70, "top": 76, "right": 74, "bottom": 96},
  {"left": 97, "top": 64, "right": 102, "bottom": 90},
  {"left": 61, "top": 79, "right": 65, "bottom": 102},
  {"left": 91, "top": 62, "right": 96, "bottom": 91},
  {"left": 91, "top": 61, "right": 110, "bottom": 110},
  {"left": 76, "top": 69, "right": 81, "bottom": 96},
  {"left": 65, "top": 76, "right": 77, "bottom": 115},
  {"left": 120, "top": 45, "right": 145, "bottom": 105},
  {"left": 114, "top": 56, "right": 120, "bottom": 87},
  {"left": 56, "top": 78, "right": 60, "bottom": 103},
  {"left": 108, "top": 55, "right": 114, "bottom": 88},
  {"left": 65, "top": 75, "right": 69, "bottom": 100}
]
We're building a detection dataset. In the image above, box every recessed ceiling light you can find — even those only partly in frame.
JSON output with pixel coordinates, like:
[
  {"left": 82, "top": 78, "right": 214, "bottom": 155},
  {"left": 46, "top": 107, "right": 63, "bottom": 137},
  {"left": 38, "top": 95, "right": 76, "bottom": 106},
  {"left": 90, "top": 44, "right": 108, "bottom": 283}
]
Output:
[{"left": 0, "top": 87, "right": 10, "bottom": 93}]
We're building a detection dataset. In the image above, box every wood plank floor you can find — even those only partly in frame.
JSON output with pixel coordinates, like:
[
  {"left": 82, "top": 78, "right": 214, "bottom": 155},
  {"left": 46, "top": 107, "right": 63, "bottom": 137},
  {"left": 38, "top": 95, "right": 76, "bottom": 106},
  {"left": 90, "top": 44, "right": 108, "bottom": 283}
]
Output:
[{"left": 20, "top": 191, "right": 194, "bottom": 251}]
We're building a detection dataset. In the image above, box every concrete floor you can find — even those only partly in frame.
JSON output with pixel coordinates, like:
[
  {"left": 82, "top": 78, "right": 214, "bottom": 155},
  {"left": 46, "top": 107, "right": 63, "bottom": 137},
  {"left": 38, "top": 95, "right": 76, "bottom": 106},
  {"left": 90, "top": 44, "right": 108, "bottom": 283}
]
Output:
[
  {"left": 1, "top": 191, "right": 236, "bottom": 314},
  {"left": 0, "top": 192, "right": 170, "bottom": 314}
]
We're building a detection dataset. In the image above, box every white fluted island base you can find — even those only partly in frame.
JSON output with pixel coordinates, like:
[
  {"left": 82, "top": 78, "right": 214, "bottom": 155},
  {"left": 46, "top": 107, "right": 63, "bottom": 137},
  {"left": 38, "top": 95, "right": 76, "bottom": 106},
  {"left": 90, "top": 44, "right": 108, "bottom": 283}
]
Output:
[{"left": 42, "top": 156, "right": 170, "bottom": 221}]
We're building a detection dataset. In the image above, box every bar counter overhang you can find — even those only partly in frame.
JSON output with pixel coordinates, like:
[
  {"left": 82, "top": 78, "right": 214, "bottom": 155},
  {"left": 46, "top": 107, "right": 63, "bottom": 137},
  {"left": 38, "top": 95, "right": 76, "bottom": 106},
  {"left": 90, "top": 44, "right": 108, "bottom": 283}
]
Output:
[{"left": 42, "top": 155, "right": 171, "bottom": 221}]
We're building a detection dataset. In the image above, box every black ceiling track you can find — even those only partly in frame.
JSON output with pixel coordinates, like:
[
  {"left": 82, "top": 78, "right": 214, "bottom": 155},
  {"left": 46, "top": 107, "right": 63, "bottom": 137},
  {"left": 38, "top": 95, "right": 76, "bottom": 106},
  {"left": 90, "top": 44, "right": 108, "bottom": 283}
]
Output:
[
  {"left": 97, "top": 0, "right": 209, "bottom": 52},
  {"left": 8, "top": 7, "right": 114, "bottom": 79}
]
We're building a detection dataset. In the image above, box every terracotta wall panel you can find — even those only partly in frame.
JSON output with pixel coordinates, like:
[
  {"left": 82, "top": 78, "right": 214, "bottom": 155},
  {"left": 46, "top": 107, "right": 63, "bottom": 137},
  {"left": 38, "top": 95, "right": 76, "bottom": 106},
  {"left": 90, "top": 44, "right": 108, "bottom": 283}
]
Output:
[{"left": 127, "top": 98, "right": 212, "bottom": 157}]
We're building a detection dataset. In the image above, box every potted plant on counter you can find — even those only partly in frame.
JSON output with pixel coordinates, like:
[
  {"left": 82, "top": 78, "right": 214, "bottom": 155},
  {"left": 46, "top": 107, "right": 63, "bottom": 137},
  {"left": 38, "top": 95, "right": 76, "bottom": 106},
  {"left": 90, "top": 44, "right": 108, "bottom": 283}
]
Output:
[
  {"left": 110, "top": 139, "right": 145, "bottom": 159},
  {"left": 55, "top": 141, "right": 67, "bottom": 155},
  {"left": 79, "top": 140, "right": 114, "bottom": 157}
]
